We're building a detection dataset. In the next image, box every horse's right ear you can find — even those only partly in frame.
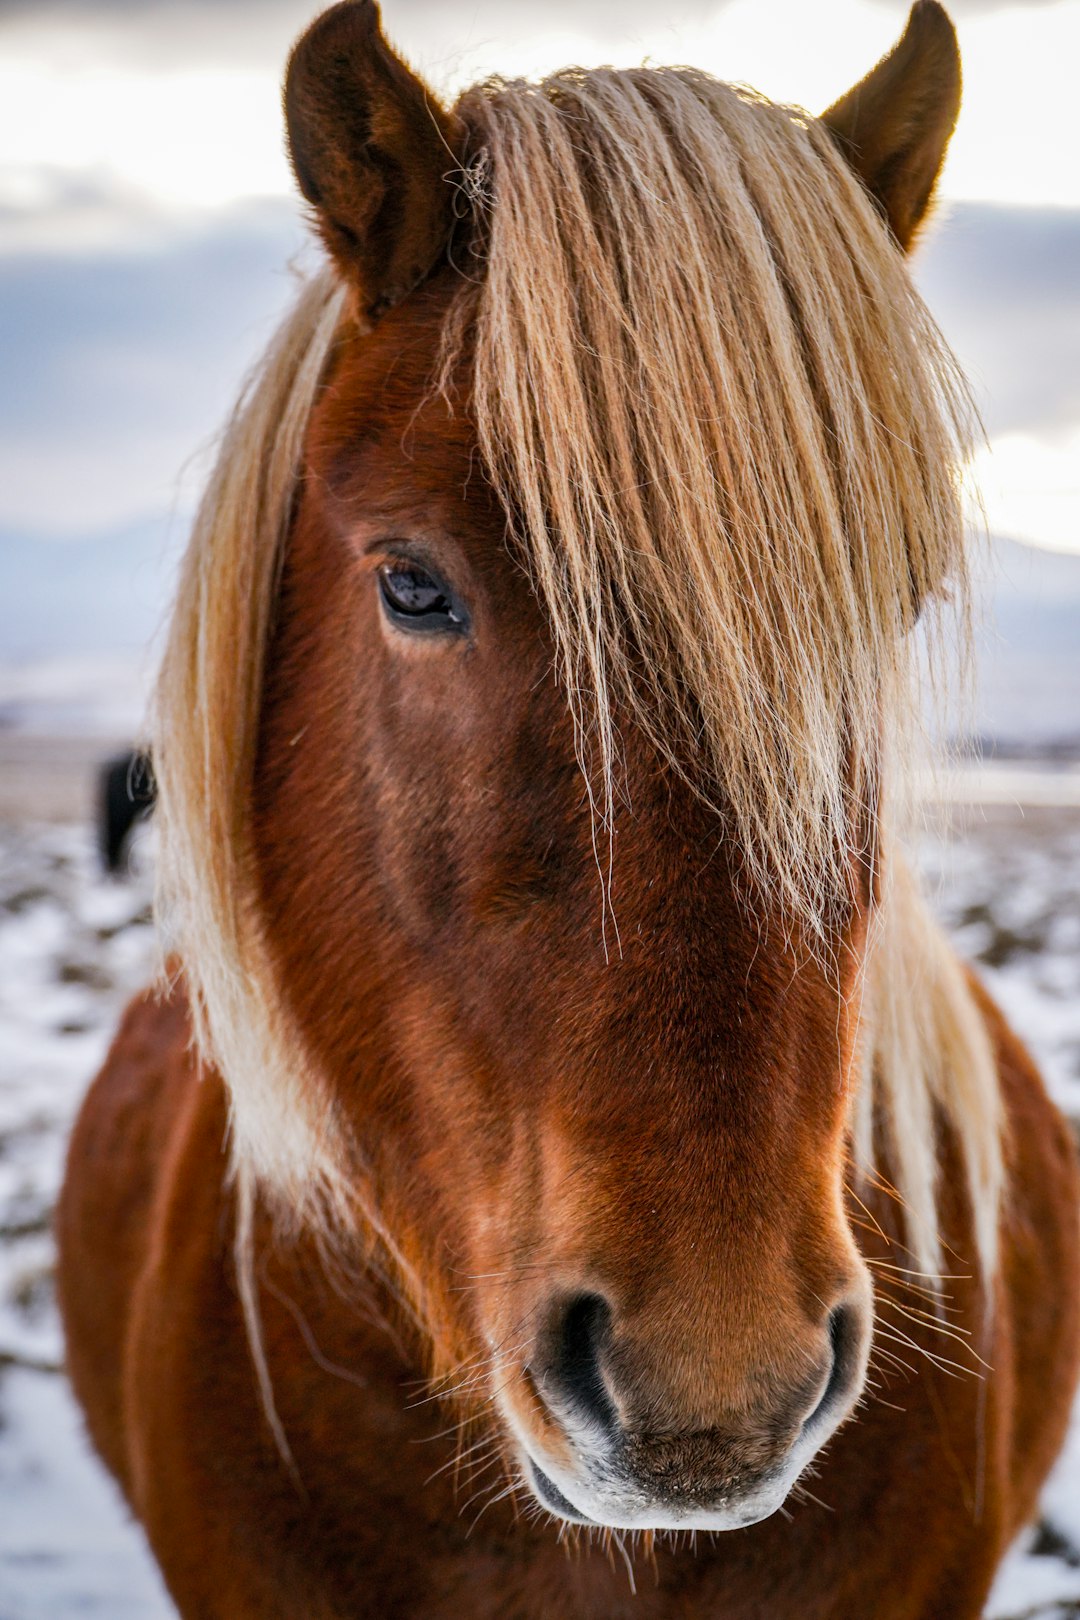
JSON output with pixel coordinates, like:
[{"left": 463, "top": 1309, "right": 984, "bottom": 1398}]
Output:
[{"left": 284, "top": 0, "right": 463, "bottom": 321}]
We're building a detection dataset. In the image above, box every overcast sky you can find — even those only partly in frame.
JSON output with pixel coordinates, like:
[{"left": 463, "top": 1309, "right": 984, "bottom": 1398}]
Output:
[{"left": 2, "top": 0, "right": 1078, "bottom": 584}]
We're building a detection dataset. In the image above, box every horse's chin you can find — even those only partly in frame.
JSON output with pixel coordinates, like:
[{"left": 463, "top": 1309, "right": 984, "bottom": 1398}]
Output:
[
  {"left": 519, "top": 1448, "right": 796, "bottom": 1534},
  {"left": 499, "top": 1393, "right": 807, "bottom": 1534}
]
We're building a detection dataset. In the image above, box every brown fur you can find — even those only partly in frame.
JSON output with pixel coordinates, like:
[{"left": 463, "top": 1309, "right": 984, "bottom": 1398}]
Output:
[
  {"left": 57, "top": 974, "right": 1080, "bottom": 1617},
  {"left": 822, "top": 1, "right": 962, "bottom": 250},
  {"left": 285, "top": 0, "right": 463, "bottom": 319},
  {"left": 58, "top": 4, "right": 1079, "bottom": 1615}
]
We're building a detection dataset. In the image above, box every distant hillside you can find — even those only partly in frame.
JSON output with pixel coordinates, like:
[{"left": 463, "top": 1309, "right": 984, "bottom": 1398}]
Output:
[
  {"left": 974, "top": 538, "right": 1080, "bottom": 754},
  {"left": 0, "top": 515, "right": 178, "bottom": 662},
  {"left": 0, "top": 515, "right": 178, "bottom": 734}
]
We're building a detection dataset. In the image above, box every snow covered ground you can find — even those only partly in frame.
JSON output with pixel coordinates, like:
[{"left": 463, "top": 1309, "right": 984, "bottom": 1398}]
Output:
[
  {"left": 0, "top": 796, "right": 1078, "bottom": 1618},
  {"left": 0, "top": 817, "right": 172, "bottom": 1618}
]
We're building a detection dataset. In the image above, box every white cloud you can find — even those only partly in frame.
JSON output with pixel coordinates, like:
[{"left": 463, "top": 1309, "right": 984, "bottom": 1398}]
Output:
[
  {"left": 971, "top": 431, "right": 1080, "bottom": 555},
  {"left": 0, "top": 60, "right": 291, "bottom": 213}
]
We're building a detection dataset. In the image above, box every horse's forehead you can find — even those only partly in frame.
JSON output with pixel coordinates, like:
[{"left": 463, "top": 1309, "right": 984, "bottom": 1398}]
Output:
[
  {"left": 322, "top": 274, "right": 471, "bottom": 448},
  {"left": 311, "top": 280, "right": 502, "bottom": 552}
]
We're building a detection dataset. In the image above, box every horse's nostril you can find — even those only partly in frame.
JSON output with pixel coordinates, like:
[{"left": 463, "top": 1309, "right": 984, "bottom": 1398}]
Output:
[
  {"left": 547, "top": 1292, "right": 618, "bottom": 1431},
  {"left": 805, "top": 1301, "right": 864, "bottom": 1432},
  {"left": 830, "top": 1301, "right": 863, "bottom": 1385}
]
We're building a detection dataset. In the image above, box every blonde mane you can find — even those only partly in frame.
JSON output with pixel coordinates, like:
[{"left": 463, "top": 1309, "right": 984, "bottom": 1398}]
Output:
[{"left": 155, "top": 65, "right": 1002, "bottom": 1284}]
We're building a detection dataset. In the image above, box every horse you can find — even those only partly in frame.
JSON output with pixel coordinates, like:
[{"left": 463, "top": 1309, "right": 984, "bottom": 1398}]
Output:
[
  {"left": 98, "top": 749, "right": 155, "bottom": 873},
  {"left": 57, "top": 3, "right": 1079, "bottom": 1615}
]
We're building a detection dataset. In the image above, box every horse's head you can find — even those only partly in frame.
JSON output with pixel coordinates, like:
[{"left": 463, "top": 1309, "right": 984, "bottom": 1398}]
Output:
[
  {"left": 208, "top": 0, "right": 969, "bottom": 1533},
  {"left": 256, "top": 282, "right": 875, "bottom": 1529}
]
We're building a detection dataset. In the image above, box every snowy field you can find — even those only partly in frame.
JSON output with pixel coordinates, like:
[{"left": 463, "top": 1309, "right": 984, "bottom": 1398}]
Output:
[{"left": 0, "top": 780, "right": 1078, "bottom": 1618}]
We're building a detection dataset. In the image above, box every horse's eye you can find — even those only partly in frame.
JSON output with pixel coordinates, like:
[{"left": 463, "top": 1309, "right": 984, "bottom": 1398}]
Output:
[{"left": 377, "top": 562, "right": 467, "bottom": 635}]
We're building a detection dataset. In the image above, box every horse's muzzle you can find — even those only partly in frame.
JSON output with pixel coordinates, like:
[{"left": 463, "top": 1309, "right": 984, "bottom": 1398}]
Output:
[{"left": 499, "top": 1289, "right": 872, "bottom": 1531}]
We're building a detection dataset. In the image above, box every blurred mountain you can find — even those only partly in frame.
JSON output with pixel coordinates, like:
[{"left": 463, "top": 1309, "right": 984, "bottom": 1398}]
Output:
[
  {"left": 974, "top": 537, "right": 1080, "bottom": 755},
  {"left": 0, "top": 515, "right": 177, "bottom": 660},
  {"left": 0, "top": 514, "right": 177, "bottom": 734}
]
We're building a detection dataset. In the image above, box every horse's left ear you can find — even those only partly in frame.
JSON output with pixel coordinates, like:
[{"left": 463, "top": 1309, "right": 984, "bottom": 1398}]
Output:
[
  {"left": 284, "top": 0, "right": 464, "bottom": 320},
  {"left": 821, "top": 0, "right": 960, "bottom": 251}
]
